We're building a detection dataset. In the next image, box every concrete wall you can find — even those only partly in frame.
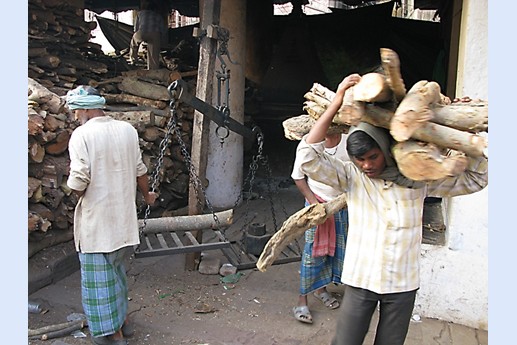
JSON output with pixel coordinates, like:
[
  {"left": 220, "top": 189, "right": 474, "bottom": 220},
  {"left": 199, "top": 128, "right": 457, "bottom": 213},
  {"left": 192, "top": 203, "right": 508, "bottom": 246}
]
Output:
[{"left": 414, "top": 0, "right": 488, "bottom": 331}]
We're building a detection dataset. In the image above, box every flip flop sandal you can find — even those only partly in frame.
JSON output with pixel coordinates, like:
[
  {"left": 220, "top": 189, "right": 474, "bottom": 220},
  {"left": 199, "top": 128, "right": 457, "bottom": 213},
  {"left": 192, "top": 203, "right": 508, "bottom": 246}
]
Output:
[
  {"left": 314, "top": 291, "right": 340, "bottom": 309},
  {"left": 293, "top": 305, "right": 313, "bottom": 324}
]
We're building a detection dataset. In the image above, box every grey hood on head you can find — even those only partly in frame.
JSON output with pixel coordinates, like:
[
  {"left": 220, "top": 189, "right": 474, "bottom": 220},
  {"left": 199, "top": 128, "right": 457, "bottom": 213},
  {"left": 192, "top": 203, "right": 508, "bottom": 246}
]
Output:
[{"left": 349, "top": 122, "right": 425, "bottom": 189}]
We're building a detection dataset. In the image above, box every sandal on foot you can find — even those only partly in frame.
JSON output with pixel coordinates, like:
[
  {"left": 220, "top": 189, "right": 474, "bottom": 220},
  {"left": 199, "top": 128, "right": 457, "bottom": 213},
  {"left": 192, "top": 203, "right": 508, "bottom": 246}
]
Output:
[
  {"left": 293, "top": 305, "right": 313, "bottom": 324},
  {"left": 314, "top": 291, "right": 340, "bottom": 309}
]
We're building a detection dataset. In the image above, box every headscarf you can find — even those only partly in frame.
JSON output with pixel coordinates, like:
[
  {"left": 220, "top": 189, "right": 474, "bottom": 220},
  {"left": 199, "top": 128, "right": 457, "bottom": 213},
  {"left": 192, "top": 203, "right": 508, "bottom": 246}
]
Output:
[
  {"left": 65, "top": 85, "right": 106, "bottom": 110},
  {"left": 348, "top": 122, "right": 425, "bottom": 189}
]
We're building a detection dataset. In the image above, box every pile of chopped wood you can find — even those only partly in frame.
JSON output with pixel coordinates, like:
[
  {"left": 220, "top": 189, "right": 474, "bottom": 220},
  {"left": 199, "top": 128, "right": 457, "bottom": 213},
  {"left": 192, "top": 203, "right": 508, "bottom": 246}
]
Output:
[
  {"left": 27, "top": 0, "right": 204, "bottom": 257},
  {"left": 28, "top": 71, "right": 198, "bottom": 257},
  {"left": 28, "top": 0, "right": 127, "bottom": 96}
]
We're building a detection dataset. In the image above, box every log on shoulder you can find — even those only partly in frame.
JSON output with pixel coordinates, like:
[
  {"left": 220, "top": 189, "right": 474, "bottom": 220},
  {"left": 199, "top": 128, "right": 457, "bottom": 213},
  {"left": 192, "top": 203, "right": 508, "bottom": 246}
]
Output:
[
  {"left": 256, "top": 194, "right": 347, "bottom": 272},
  {"left": 282, "top": 115, "right": 349, "bottom": 141},
  {"left": 390, "top": 80, "right": 441, "bottom": 142},
  {"left": 380, "top": 48, "right": 406, "bottom": 102},
  {"left": 392, "top": 141, "right": 468, "bottom": 181},
  {"left": 353, "top": 72, "right": 393, "bottom": 103}
]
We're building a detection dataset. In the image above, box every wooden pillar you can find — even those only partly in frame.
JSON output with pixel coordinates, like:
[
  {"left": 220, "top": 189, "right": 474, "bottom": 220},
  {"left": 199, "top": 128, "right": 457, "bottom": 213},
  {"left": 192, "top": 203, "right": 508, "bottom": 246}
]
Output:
[
  {"left": 205, "top": 0, "right": 247, "bottom": 209},
  {"left": 185, "top": 0, "right": 221, "bottom": 271}
]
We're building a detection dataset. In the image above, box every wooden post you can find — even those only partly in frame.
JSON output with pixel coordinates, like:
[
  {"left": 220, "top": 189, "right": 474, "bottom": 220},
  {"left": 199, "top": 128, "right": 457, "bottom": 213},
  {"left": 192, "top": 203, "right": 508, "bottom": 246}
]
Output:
[{"left": 185, "top": 0, "right": 221, "bottom": 270}]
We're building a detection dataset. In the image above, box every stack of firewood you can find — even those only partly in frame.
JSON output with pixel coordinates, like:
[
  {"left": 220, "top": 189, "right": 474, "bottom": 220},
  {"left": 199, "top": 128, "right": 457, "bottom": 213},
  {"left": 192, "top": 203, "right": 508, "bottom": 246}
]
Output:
[
  {"left": 28, "top": 71, "right": 198, "bottom": 257},
  {"left": 282, "top": 48, "right": 488, "bottom": 181},
  {"left": 28, "top": 0, "right": 125, "bottom": 96}
]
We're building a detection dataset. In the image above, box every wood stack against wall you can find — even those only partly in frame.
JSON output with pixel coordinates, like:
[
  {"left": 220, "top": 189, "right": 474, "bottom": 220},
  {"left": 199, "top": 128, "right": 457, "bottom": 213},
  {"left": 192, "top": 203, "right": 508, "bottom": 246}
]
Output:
[{"left": 28, "top": 0, "right": 200, "bottom": 258}]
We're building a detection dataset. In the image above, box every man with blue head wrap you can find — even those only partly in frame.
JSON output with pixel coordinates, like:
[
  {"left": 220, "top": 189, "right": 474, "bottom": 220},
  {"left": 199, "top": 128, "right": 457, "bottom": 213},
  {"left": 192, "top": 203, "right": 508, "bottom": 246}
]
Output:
[{"left": 65, "top": 85, "right": 158, "bottom": 344}]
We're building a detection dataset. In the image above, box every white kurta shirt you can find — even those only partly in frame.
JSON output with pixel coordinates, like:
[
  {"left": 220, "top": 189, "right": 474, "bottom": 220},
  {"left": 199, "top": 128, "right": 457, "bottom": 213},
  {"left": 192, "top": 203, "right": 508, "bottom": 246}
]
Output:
[
  {"left": 291, "top": 133, "right": 349, "bottom": 201},
  {"left": 67, "top": 116, "right": 148, "bottom": 253}
]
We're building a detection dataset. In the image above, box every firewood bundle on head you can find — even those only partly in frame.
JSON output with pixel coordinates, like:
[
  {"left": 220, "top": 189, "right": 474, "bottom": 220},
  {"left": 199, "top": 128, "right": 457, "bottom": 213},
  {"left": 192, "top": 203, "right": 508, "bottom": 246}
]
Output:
[{"left": 283, "top": 48, "right": 488, "bottom": 181}]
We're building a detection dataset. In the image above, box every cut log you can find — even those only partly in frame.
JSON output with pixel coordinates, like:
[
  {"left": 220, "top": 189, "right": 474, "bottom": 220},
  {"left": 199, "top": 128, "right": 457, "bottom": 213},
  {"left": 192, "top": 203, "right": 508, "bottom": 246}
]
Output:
[
  {"left": 256, "top": 194, "right": 347, "bottom": 272},
  {"left": 28, "top": 177, "right": 42, "bottom": 198},
  {"left": 45, "top": 129, "right": 70, "bottom": 155},
  {"left": 138, "top": 209, "right": 233, "bottom": 234},
  {"left": 353, "top": 72, "right": 393, "bottom": 103},
  {"left": 282, "top": 115, "right": 348, "bottom": 141},
  {"left": 103, "top": 93, "right": 168, "bottom": 109},
  {"left": 432, "top": 100, "right": 488, "bottom": 133},
  {"left": 390, "top": 80, "right": 441, "bottom": 142},
  {"left": 28, "top": 114, "right": 45, "bottom": 136},
  {"left": 28, "top": 211, "right": 52, "bottom": 233},
  {"left": 380, "top": 48, "right": 406, "bottom": 101},
  {"left": 286, "top": 106, "right": 487, "bottom": 158},
  {"left": 32, "top": 55, "right": 61, "bottom": 69},
  {"left": 106, "top": 111, "right": 156, "bottom": 127},
  {"left": 28, "top": 78, "right": 66, "bottom": 114},
  {"left": 29, "top": 140, "right": 45, "bottom": 163},
  {"left": 392, "top": 141, "right": 468, "bottom": 181},
  {"left": 118, "top": 77, "right": 170, "bottom": 101},
  {"left": 336, "top": 87, "right": 365, "bottom": 126},
  {"left": 121, "top": 69, "right": 182, "bottom": 84}
]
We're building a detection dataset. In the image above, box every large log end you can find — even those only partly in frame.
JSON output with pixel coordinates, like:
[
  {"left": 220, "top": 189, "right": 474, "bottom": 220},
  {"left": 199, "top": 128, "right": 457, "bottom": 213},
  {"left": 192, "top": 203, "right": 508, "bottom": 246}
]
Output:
[{"left": 393, "top": 141, "right": 468, "bottom": 181}]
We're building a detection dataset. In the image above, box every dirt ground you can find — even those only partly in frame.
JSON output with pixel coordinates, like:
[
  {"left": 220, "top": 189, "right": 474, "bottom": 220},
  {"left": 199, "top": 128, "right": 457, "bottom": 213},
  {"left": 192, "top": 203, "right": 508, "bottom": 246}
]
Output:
[
  {"left": 27, "top": 129, "right": 488, "bottom": 345},
  {"left": 29, "top": 177, "right": 338, "bottom": 345}
]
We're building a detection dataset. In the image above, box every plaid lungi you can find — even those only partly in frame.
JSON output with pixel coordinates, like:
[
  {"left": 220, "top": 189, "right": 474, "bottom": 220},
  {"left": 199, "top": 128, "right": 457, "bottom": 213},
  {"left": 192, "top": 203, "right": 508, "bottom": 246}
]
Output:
[
  {"left": 300, "top": 204, "right": 348, "bottom": 295},
  {"left": 78, "top": 247, "right": 131, "bottom": 337}
]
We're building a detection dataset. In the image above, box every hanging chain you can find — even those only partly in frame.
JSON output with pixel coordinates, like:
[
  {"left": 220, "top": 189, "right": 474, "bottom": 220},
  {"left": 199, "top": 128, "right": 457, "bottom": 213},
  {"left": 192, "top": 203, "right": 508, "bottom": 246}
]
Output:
[{"left": 139, "top": 90, "right": 223, "bottom": 239}]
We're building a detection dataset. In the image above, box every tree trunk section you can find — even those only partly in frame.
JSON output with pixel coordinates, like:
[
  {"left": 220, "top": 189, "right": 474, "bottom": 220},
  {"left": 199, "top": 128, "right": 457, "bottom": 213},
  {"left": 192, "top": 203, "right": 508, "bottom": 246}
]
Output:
[{"left": 256, "top": 194, "right": 347, "bottom": 272}]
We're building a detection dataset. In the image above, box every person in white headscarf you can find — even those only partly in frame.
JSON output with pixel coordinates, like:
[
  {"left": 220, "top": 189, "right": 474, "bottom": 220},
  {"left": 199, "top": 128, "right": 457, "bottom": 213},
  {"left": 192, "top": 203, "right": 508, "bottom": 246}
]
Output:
[
  {"left": 297, "top": 74, "right": 488, "bottom": 345},
  {"left": 66, "top": 85, "right": 158, "bottom": 345}
]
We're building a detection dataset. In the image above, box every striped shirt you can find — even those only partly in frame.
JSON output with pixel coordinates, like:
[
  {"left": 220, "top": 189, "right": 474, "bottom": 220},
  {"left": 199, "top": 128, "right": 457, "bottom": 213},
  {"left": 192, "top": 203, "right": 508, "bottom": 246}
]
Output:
[{"left": 298, "top": 138, "right": 488, "bottom": 293}]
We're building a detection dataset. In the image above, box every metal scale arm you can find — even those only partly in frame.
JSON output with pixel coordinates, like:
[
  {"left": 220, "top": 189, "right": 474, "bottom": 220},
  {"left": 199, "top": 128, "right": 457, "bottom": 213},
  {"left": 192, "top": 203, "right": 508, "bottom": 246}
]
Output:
[{"left": 168, "top": 79, "right": 259, "bottom": 140}]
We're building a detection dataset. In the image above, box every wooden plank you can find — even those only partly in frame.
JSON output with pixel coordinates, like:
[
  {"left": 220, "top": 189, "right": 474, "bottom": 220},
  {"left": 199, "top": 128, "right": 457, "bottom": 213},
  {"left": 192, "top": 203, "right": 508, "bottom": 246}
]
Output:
[
  {"left": 134, "top": 241, "right": 231, "bottom": 259},
  {"left": 156, "top": 233, "right": 168, "bottom": 249},
  {"left": 185, "top": 231, "right": 200, "bottom": 246},
  {"left": 185, "top": 0, "right": 222, "bottom": 271},
  {"left": 169, "top": 232, "right": 184, "bottom": 248}
]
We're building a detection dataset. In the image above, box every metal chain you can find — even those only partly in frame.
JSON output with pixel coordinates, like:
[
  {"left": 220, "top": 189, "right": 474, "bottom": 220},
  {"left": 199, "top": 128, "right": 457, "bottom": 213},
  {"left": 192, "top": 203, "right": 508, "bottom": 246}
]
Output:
[{"left": 139, "top": 98, "right": 178, "bottom": 237}]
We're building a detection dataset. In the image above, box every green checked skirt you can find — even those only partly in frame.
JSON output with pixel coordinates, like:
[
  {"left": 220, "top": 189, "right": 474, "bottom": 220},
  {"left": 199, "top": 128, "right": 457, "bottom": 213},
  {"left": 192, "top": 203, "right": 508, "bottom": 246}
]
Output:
[{"left": 78, "top": 247, "right": 130, "bottom": 337}]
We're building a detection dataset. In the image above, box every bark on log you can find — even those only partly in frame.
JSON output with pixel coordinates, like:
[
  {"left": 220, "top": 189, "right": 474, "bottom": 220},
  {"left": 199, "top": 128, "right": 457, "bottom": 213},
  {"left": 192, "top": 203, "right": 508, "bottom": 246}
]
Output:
[
  {"left": 103, "top": 93, "right": 168, "bottom": 109},
  {"left": 106, "top": 111, "right": 158, "bottom": 127},
  {"left": 380, "top": 48, "right": 406, "bottom": 101},
  {"left": 432, "top": 100, "right": 488, "bottom": 133},
  {"left": 29, "top": 140, "right": 45, "bottom": 163},
  {"left": 353, "top": 72, "right": 393, "bottom": 103},
  {"left": 45, "top": 130, "right": 70, "bottom": 155},
  {"left": 392, "top": 141, "right": 468, "bottom": 181},
  {"left": 118, "top": 77, "right": 170, "bottom": 101},
  {"left": 285, "top": 107, "right": 487, "bottom": 158},
  {"left": 28, "top": 320, "right": 87, "bottom": 341},
  {"left": 282, "top": 115, "right": 348, "bottom": 141},
  {"left": 32, "top": 55, "right": 61, "bottom": 69},
  {"left": 28, "top": 320, "right": 87, "bottom": 337},
  {"left": 256, "top": 194, "right": 347, "bottom": 272},
  {"left": 28, "top": 77, "right": 66, "bottom": 113},
  {"left": 121, "top": 69, "right": 182, "bottom": 84},
  {"left": 390, "top": 80, "right": 441, "bottom": 142},
  {"left": 138, "top": 209, "right": 233, "bottom": 234},
  {"left": 361, "top": 104, "right": 487, "bottom": 158}
]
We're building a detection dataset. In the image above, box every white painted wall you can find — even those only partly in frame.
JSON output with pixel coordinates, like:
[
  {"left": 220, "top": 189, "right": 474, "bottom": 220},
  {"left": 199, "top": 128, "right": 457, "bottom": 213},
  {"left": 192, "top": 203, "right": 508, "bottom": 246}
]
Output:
[{"left": 414, "top": 0, "right": 488, "bottom": 331}]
